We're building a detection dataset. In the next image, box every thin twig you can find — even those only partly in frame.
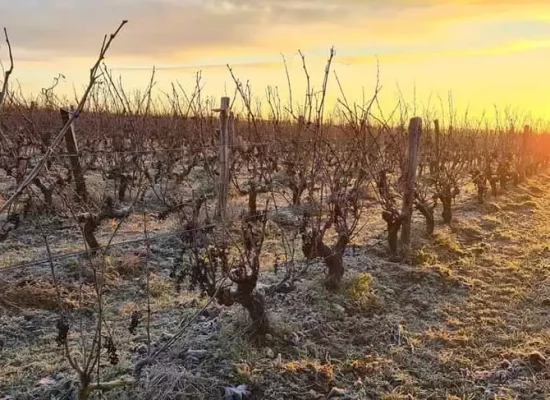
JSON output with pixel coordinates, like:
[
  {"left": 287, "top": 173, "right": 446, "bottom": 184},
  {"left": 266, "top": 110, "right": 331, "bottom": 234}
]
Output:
[
  {"left": 0, "top": 27, "right": 14, "bottom": 112},
  {"left": 143, "top": 210, "right": 152, "bottom": 355}
]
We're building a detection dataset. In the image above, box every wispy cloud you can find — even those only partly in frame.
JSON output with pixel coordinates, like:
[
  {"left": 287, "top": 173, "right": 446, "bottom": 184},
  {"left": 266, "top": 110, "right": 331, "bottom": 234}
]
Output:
[
  {"left": 1, "top": 0, "right": 548, "bottom": 63},
  {"left": 2, "top": 0, "right": 550, "bottom": 118}
]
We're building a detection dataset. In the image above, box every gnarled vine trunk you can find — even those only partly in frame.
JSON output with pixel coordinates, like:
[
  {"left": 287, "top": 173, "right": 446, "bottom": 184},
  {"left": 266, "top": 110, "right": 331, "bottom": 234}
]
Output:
[
  {"left": 302, "top": 231, "right": 348, "bottom": 290},
  {"left": 440, "top": 195, "right": 452, "bottom": 224},
  {"left": 382, "top": 210, "right": 403, "bottom": 255},
  {"left": 216, "top": 278, "right": 269, "bottom": 337},
  {"left": 118, "top": 174, "right": 129, "bottom": 202},
  {"left": 415, "top": 201, "right": 435, "bottom": 235},
  {"left": 248, "top": 180, "right": 258, "bottom": 218}
]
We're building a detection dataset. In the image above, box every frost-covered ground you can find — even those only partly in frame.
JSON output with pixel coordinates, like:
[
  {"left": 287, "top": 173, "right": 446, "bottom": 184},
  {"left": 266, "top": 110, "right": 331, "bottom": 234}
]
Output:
[{"left": 2, "top": 175, "right": 550, "bottom": 399}]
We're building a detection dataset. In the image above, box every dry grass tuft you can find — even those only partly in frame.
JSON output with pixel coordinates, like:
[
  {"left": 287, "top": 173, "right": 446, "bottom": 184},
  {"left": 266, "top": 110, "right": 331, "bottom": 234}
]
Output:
[
  {"left": 148, "top": 273, "right": 173, "bottom": 299},
  {"left": 433, "top": 230, "right": 467, "bottom": 258},
  {"left": 115, "top": 253, "right": 144, "bottom": 277},
  {"left": 454, "top": 220, "right": 484, "bottom": 242},
  {"left": 479, "top": 214, "right": 501, "bottom": 230},
  {"left": 0, "top": 278, "right": 93, "bottom": 310},
  {"left": 283, "top": 359, "right": 335, "bottom": 387},
  {"left": 380, "top": 393, "right": 414, "bottom": 400},
  {"left": 413, "top": 245, "right": 438, "bottom": 266},
  {"left": 341, "top": 354, "right": 393, "bottom": 376},
  {"left": 140, "top": 365, "right": 223, "bottom": 400}
]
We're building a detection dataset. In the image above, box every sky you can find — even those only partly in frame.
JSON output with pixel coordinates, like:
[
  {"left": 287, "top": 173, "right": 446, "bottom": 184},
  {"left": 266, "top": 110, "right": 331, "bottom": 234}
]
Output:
[{"left": 1, "top": 0, "right": 550, "bottom": 124}]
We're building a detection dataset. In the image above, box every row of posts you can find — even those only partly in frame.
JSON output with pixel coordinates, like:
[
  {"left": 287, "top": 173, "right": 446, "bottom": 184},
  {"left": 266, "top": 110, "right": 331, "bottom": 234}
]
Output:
[
  {"left": 59, "top": 97, "right": 533, "bottom": 250},
  {"left": 214, "top": 97, "right": 423, "bottom": 249},
  {"left": 44, "top": 98, "right": 420, "bottom": 250}
]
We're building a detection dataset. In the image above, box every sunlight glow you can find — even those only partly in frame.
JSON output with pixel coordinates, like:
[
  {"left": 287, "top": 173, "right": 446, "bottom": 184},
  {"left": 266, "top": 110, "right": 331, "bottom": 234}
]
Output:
[{"left": 1, "top": 0, "right": 550, "bottom": 122}]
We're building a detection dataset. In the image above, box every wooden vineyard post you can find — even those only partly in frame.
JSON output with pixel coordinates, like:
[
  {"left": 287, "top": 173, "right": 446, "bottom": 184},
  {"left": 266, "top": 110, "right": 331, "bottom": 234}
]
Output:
[
  {"left": 431, "top": 119, "right": 441, "bottom": 175},
  {"left": 521, "top": 125, "right": 530, "bottom": 181},
  {"left": 400, "top": 117, "right": 422, "bottom": 249},
  {"left": 227, "top": 110, "right": 235, "bottom": 209},
  {"left": 229, "top": 111, "right": 235, "bottom": 149},
  {"left": 60, "top": 106, "right": 88, "bottom": 202},
  {"left": 215, "top": 97, "right": 231, "bottom": 224},
  {"left": 297, "top": 115, "right": 305, "bottom": 133},
  {"left": 434, "top": 119, "right": 441, "bottom": 159}
]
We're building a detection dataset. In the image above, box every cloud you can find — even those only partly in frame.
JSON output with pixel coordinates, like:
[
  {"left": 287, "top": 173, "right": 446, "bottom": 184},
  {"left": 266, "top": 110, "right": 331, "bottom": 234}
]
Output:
[
  {"left": 1, "top": 0, "right": 549, "bottom": 64},
  {"left": 1, "top": 0, "right": 250, "bottom": 57},
  {"left": 0, "top": 0, "right": 370, "bottom": 59},
  {"left": 338, "top": 38, "right": 550, "bottom": 66}
]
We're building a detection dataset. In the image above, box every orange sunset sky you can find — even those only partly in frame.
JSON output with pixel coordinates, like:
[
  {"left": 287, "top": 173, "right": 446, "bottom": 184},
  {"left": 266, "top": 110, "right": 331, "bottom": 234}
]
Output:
[{"left": 1, "top": 0, "right": 550, "bottom": 123}]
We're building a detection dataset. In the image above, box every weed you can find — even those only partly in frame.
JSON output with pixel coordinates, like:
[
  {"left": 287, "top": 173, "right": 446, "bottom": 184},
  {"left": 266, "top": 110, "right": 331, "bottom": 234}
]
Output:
[{"left": 344, "top": 272, "right": 375, "bottom": 311}]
